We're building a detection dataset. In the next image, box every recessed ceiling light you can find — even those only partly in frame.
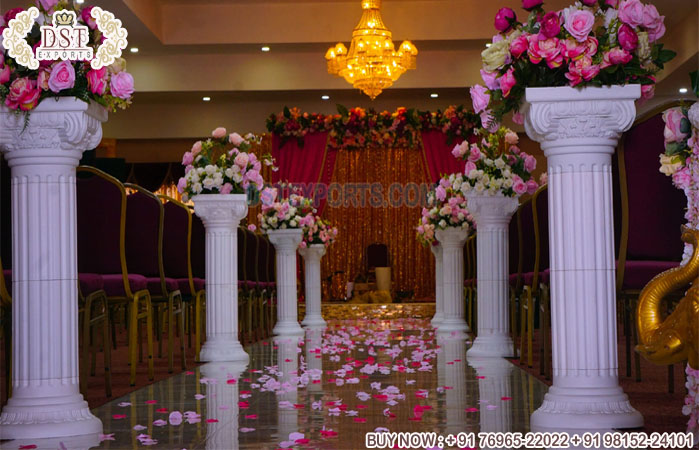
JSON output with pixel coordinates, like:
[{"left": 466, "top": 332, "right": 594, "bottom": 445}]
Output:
[
  {"left": 430, "top": 93, "right": 439, "bottom": 98},
  {"left": 76, "top": 0, "right": 84, "bottom": 3},
  {"left": 202, "top": 96, "right": 211, "bottom": 102},
  {"left": 261, "top": 46, "right": 270, "bottom": 52},
  {"left": 321, "top": 95, "right": 330, "bottom": 100},
  {"left": 679, "top": 88, "right": 688, "bottom": 94},
  {"left": 130, "top": 47, "right": 139, "bottom": 53}
]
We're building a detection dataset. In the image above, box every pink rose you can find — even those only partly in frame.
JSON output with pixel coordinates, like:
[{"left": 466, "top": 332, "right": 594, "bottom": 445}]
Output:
[
  {"left": 565, "top": 55, "right": 600, "bottom": 86},
  {"left": 452, "top": 142, "right": 467, "bottom": 158},
  {"left": 480, "top": 69, "right": 500, "bottom": 90},
  {"left": 561, "top": 38, "right": 586, "bottom": 60},
  {"left": 177, "top": 177, "right": 187, "bottom": 194},
  {"left": 48, "top": 61, "right": 75, "bottom": 93},
  {"left": 248, "top": 224, "right": 257, "bottom": 232},
  {"left": 261, "top": 187, "right": 277, "bottom": 205},
  {"left": 522, "top": 0, "right": 543, "bottom": 11},
  {"left": 36, "top": 68, "right": 50, "bottom": 90},
  {"left": 601, "top": 47, "right": 632, "bottom": 68},
  {"left": 539, "top": 12, "right": 561, "bottom": 39},
  {"left": 581, "top": 0, "right": 597, "bottom": 5},
  {"left": 528, "top": 36, "right": 564, "bottom": 69},
  {"left": 37, "top": 0, "right": 58, "bottom": 12},
  {"left": 618, "top": 0, "right": 644, "bottom": 27},
  {"left": 185, "top": 165, "right": 193, "bottom": 174},
  {"left": 0, "top": 65, "right": 10, "bottom": 84},
  {"left": 5, "top": 77, "right": 40, "bottom": 111},
  {"left": 640, "top": 82, "right": 655, "bottom": 102},
  {"left": 81, "top": 6, "right": 97, "bottom": 30},
  {"left": 672, "top": 167, "right": 691, "bottom": 190},
  {"left": 212, "top": 127, "right": 227, "bottom": 139},
  {"left": 464, "top": 161, "right": 477, "bottom": 175},
  {"left": 234, "top": 152, "right": 250, "bottom": 168},
  {"left": 526, "top": 179, "right": 539, "bottom": 195},
  {"left": 617, "top": 24, "right": 638, "bottom": 51},
  {"left": 663, "top": 108, "right": 688, "bottom": 143},
  {"left": 512, "top": 111, "right": 524, "bottom": 125},
  {"left": 468, "top": 146, "right": 482, "bottom": 163},
  {"left": 494, "top": 8, "right": 516, "bottom": 33},
  {"left": 220, "top": 183, "right": 233, "bottom": 195},
  {"left": 229, "top": 132, "right": 244, "bottom": 146},
  {"left": 481, "top": 111, "right": 500, "bottom": 133},
  {"left": 110, "top": 71, "right": 134, "bottom": 99},
  {"left": 564, "top": 9, "right": 595, "bottom": 42},
  {"left": 191, "top": 141, "right": 202, "bottom": 155},
  {"left": 500, "top": 68, "right": 517, "bottom": 98},
  {"left": 510, "top": 35, "right": 529, "bottom": 58},
  {"left": 524, "top": 154, "right": 537, "bottom": 172},
  {"left": 512, "top": 175, "right": 527, "bottom": 195},
  {"left": 436, "top": 185, "right": 447, "bottom": 202},
  {"left": 86, "top": 67, "right": 108, "bottom": 95},
  {"left": 182, "top": 151, "right": 194, "bottom": 166},
  {"left": 643, "top": 6, "right": 665, "bottom": 42},
  {"left": 470, "top": 84, "right": 490, "bottom": 114},
  {"left": 605, "top": 0, "right": 619, "bottom": 6}
]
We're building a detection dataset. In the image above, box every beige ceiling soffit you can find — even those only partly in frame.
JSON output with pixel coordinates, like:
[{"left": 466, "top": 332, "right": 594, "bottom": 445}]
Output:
[
  {"left": 656, "top": 7, "right": 699, "bottom": 83},
  {"left": 123, "top": 0, "right": 164, "bottom": 42}
]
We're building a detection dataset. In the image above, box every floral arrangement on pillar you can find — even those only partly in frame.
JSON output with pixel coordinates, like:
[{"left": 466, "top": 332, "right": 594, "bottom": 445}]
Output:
[
  {"left": 298, "top": 215, "right": 337, "bottom": 328},
  {"left": 452, "top": 126, "right": 538, "bottom": 196},
  {"left": 472, "top": 0, "right": 674, "bottom": 126},
  {"left": 258, "top": 189, "right": 317, "bottom": 231},
  {"left": 421, "top": 174, "right": 475, "bottom": 233},
  {"left": 0, "top": 1, "right": 135, "bottom": 113},
  {"left": 300, "top": 216, "right": 338, "bottom": 249}
]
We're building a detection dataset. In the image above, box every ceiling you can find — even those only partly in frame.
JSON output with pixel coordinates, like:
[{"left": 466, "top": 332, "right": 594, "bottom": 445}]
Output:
[{"left": 1, "top": 0, "right": 696, "bottom": 139}]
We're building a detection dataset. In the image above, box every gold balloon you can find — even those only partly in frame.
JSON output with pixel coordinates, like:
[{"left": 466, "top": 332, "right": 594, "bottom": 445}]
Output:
[{"left": 636, "top": 226, "right": 699, "bottom": 369}]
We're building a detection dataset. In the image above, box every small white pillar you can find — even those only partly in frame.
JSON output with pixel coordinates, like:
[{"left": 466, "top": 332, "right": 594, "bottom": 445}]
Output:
[
  {"left": 435, "top": 227, "right": 470, "bottom": 337},
  {"left": 268, "top": 229, "right": 304, "bottom": 336},
  {"left": 430, "top": 244, "right": 444, "bottom": 327},
  {"left": 299, "top": 244, "right": 327, "bottom": 328}
]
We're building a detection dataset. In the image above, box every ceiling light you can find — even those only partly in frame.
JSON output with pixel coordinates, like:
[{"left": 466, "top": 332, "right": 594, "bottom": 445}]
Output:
[
  {"left": 321, "top": 95, "right": 330, "bottom": 100},
  {"left": 679, "top": 88, "right": 688, "bottom": 94},
  {"left": 261, "top": 46, "right": 270, "bottom": 52},
  {"left": 485, "top": 43, "right": 492, "bottom": 48},
  {"left": 202, "top": 97, "right": 211, "bottom": 102},
  {"left": 430, "top": 93, "right": 439, "bottom": 98},
  {"left": 75, "top": 0, "right": 84, "bottom": 3},
  {"left": 130, "top": 47, "right": 139, "bottom": 53}
]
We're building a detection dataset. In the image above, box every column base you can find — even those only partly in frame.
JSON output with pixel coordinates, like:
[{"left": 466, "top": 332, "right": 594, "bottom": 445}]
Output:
[
  {"left": 430, "top": 312, "right": 444, "bottom": 328},
  {"left": 467, "top": 335, "right": 514, "bottom": 358},
  {"left": 301, "top": 315, "right": 327, "bottom": 328},
  {"left": 0, "top": 394, "right": 102, "bottom": 440},
  {"left": 437, "top": 317, "right": 471, "bottom": 335},
  {"left": 199, "top": 338, "right": 249, "bottom": 362},
  {"left": 273, "top": 320, "right": 305, "bottom": 337},
  {"left": 531, "top": 385, "right": 643, "bottom": 431}
]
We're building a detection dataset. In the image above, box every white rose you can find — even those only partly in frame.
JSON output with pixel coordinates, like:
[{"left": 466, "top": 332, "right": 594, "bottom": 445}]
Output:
[
  {"left": 197, "top": 167, "right": 205, "bottom": 175},
  {"left": 205, "top": 165, "right": 216, "bottom": 176},
  {"left": 438, "top": 219, "right": 447, "bottom": 228},
  {"left": 503, "top": 178, "right": 513, "bottom": 188},
  {"left": 453, "top": 179, "right": 462, "bottom": 191},
  {"left": 503, "top": 169, "right": 511, "bottom": 177},
  {"left": 484, "top": 158, "right": 494, "bottom": 166},
  {"left": 193, "top": 182, "right": 203, "bottom": 194},
  {"left": 203, "top": 177, "right": 215, "bottom": 189},
  {"left": 495, "top": 158, "right": 505, "bottom": 169},
  {"left": 289, "top": 220, "right": 297, "bottom": 227},
  {"left": 481, "top": 38, "right": 510, "bottom": 72},
  {"left": 461, "top": 183, "right": 472, "bottom": 194},
  {"left": 233, "top": 172, "right": 243, "bottom": 183},
  {"left": 475, "top": 182, "right": 485, "bottom": 192},
  {"left": 225, "top": 168, "right": 234, "bottom": 178},
  {"left": 468, "top": 169, "right": 479, "bottom": 180}
]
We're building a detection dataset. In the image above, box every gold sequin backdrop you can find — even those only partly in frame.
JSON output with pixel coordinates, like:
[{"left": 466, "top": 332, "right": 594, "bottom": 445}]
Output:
[{"left": 322, "top": 146, "right": 435, "bottom": 300}]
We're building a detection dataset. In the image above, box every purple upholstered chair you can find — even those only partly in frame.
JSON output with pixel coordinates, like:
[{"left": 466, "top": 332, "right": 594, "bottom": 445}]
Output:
[
  {"left": 190, "top": 212, "right": 206, "bottom": 358},
  {"left": 532, "top": 185, "right": 551, "bottom": 379},
  {"left": 616, "top": 106, "right": 686, "bottom": 388},
  {"left": 517, "top": 198, "right": 536, "bottom": 368},
  {"left": 159, "top": 196, "right": 205, "bottom": 362},
  {"left": 125, "top": 184, "right": 186, "bottom": 373},
  {"left": 77, "top": 166, "right": 154, "bottom": 386}
]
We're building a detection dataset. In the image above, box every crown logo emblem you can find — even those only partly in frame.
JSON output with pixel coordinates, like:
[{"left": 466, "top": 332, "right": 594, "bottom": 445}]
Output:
[{"left": 52, "top": 10, "right": 76, "bottom": 27}]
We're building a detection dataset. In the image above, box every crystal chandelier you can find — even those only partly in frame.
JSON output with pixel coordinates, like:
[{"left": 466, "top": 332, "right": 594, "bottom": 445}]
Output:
[{"left": 325, "top": 0, "right": 417, "bottom": 100}]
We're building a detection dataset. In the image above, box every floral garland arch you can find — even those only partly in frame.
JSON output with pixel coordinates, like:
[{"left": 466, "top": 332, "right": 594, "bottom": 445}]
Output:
[{"left": 266, "top": 105, "right": 481, "bottom": 151}]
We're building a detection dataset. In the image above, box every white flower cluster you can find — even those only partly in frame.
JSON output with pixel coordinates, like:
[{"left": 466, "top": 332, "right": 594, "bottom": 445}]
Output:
[{"left": 461, "top": 157, "right": 515, "bottom": 195}]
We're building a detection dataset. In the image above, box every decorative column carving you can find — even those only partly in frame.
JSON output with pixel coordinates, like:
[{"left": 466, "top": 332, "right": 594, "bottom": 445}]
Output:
[
  {"left": 435, "top": 227, "right": 470, "bottom": 337},
  {"left": 299, "top": 244, "right": 327, "bottom": 328},
  {"left": 523, "top": 85, "right": 643, "bottom": 430},
  {"left": 268, "top": 229, "right": 304, "bottom": 336},
  {"left": 465, "top": 194, "right": 519, "bottom": 358},
  {"left": 193, "top": 194, "right": 249, "bottom": 362},
  {"left": 0, "top": 98, "right": 106, "bottom": 439},
  {"left": 430, "top": 244, "right": 444, "bottom": 328}
]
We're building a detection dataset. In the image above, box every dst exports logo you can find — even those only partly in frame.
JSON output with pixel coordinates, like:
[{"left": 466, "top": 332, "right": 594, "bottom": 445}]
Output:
[{"left": 2, "top": 6, "right": 127, "bottom": 70}]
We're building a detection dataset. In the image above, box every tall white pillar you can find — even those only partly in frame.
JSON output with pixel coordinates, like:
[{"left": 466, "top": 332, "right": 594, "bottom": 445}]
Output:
[
  {"left": 268, "top": 229, "right": 304, "bottom": 336},
  {"left": 299, "top": 244, "right": 327, "bottom": 328},
  {"left": 201, "top": 362, "right": 246, "bottom": 450},
  {"left": 435, "top": 228, "right": 470, "bottom": 337},
  {"left": 430, "top": 244, "right": 444, "bottom": 327},
  {"left": 466, "top": 194, "right": 519, "bottom": 357},
  {"left": 524, "top": 85, "right": 643, "bottom": 430},
  {"left": 0, "top": 98, "right": 105, "bottom": 439},
  {"left": 193, "top": 194, "right": 249, "bottom": 362}
]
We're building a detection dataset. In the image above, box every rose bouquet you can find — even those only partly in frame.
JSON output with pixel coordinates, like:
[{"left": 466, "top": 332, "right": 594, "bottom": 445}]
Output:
[
  {"left": 177, "top": 127, "right": 268, "bottom": 202},
  {"left": 300, "top": 215, "right": 338, "bottom": 249},
  {"left": 473, "top": 0, "right": 675, "bottom": 123},
  {"left": 258, "top": 187, "right": 316, "bottom": 231},
  {"left": 0, "top": 1, "right": 134, "bottom": 113},
  {"left": 420, "top": 174, "right": 476, "bottom": 233},
  {"left": 416, "top": 221, "right": 436, "bottom": 247},
  {"left": 452, "top": 126, "right": 538, "bottom": 197}
]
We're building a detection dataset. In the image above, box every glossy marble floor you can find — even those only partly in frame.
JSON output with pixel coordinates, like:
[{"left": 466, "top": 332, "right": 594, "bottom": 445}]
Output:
[{"left": 5, "top": 319, "right": 549, "bottom": 449}]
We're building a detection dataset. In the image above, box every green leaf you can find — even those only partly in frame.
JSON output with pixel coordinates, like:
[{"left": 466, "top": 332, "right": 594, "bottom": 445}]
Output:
[
  {"left": 665, "top": 140, "right": 687, "bottom": 156},
  {"left": 283, "top": 106, "right": 291, "bottom": 119},
  {"left": 337, "top": 104, "right": 349, "bottom": 118},
  {"left": 657, "top": 49, "right": 676, "bottom": 64}
]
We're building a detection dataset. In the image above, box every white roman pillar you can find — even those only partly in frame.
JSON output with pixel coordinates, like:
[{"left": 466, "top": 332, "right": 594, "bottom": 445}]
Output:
[
  {"left": 268, "top": 229, "right": 304, "bottom": 336},
  {"left": 430, "top": 244, "right": 444, "bottom": 328},
  {"left": 201, "top": 362, "right": 247, "bottom": 450},
  {"left": 193, "top": 194, "right": 249, "bottom": 362},
  {"left": 435, "top": 227, "right": 470, "bottom": 337},
  {"left": 524, "top": 85, "right": 643, "bottom": 430},
  {"left": 466, "top": 194, "right": 519, "bottom": 358},
  {"left": 299, "top": 244, "right": 327, "bottom": 328},
  {"left": 0, "top": 98, "right": 105, "bottom": 439}
]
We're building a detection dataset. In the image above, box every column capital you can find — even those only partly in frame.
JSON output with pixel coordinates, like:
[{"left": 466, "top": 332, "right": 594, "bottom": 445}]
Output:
[
  {"left": 465, "top": 193, "right": 519, "bottom": 225},
  {"left": 435, "top": 227, "right": 468, "bottom": 248},
  {"left": 268, "top": 228, "right": 303, "bottom": 251},
  {"left": 192, "top": 194, "right": 249, "bottom": 227},
  {"left": 298, "top": 243, "right": 326, "bottom": 260}
]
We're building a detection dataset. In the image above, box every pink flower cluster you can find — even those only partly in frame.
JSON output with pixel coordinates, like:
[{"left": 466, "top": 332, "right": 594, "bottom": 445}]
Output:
[
  {"left": 419, "top": 174, "right": 475, "bottom": 235},
  {"left": 300, "top": 215, "right": 338, "bottom": 248},
  {"left": 684, "top": 364, "right": 699, "bottom": 433},
  {"left": 259, "top": 190, "right": 316, "bottom": 231}
]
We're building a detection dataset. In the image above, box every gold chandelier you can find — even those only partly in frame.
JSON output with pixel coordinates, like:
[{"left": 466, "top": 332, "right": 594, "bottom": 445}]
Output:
[{"left": 325, "top": 0, "right": 417, "bottom": 100}]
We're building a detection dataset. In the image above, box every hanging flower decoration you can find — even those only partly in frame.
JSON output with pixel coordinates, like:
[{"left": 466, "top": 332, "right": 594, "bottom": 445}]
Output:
[
  {"left": 472, "top": 0, "right": 676, "bottom": 125},
  {"left": 452, "top": 126, "right": 538, "bottom": 197},
  {"left": 420, "top": 174, "right": 476, "bottom": 235},
  {"left": 0, "top": 1, "right": 135, "bottom": 113},
  {"left": 176, "top": 127, "right": 269, "bottom": 202},
  {"left": 258, "top": 187, "right": 316, "bottom": 231},
  {"left": 300, "top": 216, "right": 338, "bottom": 249},
  {"left": 266, "top": 104, "right": 481, "bottom": 151}
]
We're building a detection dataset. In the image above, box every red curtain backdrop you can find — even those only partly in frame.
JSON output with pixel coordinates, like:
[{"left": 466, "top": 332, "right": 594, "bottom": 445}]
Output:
[
  {"left": 420, "top": 130, "right": 466, "bottom": 183},
  {"left": 272, "top": 132, "right": 337, "bottom": 213}
]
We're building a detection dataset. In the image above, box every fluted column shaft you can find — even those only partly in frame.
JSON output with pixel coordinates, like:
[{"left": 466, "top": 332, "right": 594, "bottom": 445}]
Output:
[
  {"left": 193, "top": 194, "right": 249, "bottom": 362},
  {"left": 430, "top": 244, "right": 444, "bottom": 327},
  {"left": 0, "top": 98, "right": 105, "bottom": 439},
  {"left": 524, "top": 85, "right": 642, "bottom": 430},
  {"left": 299, "top": 245, "right": 326, "bottom": 328},
  {"left": 268, "top": 229, "right": 304, "bottom": 336},
  {"left": 466, "top": 195, "right": 518, "bottom": 357},
  {"left": 435, "top": 227, "right": 470, "bottom": 337}
]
